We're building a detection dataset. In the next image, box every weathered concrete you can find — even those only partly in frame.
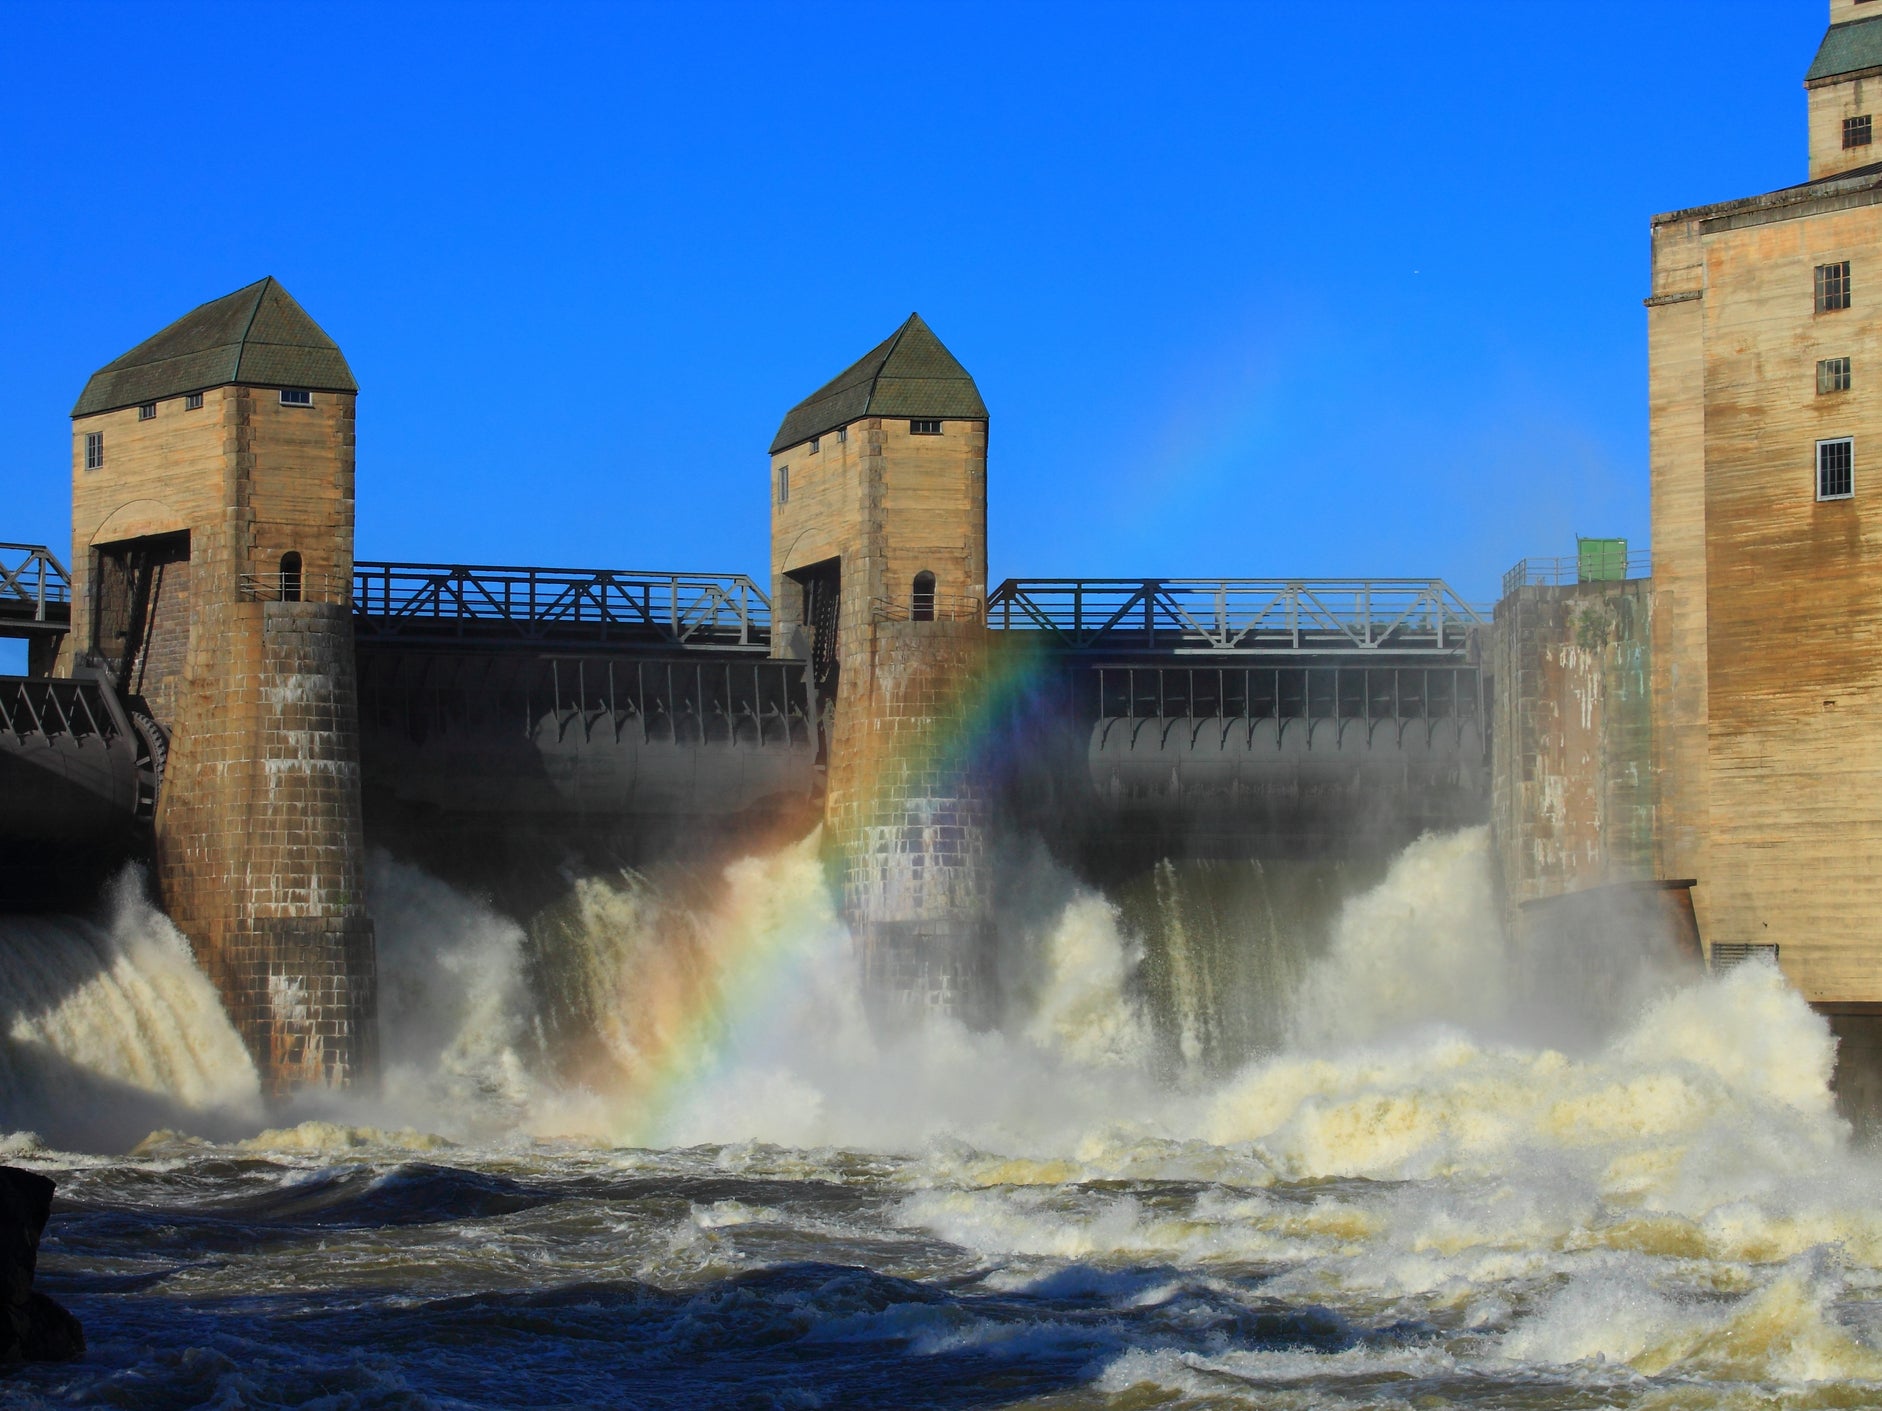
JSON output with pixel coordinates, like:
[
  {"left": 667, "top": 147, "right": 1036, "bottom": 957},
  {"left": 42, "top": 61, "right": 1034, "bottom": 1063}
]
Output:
[{"left": 1490, "top": 579, "right": 1656, "bottom": 916}]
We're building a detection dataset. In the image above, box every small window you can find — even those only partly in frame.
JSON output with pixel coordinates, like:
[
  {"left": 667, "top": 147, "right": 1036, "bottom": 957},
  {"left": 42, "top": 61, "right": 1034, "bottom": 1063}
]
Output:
[
  {"left": 1820, "top": 357, "right": 1852, "bottom": 394},
  {"left": 137, "top": 402, "right": 155, "bottom": 421},
  {"left": 185, "top": 392, "right": 204, "bottom": 410},
  {"left": 1817, "top": 261, "right": 1852, "bottom": 312},
  {"left": 911, "top": 570, "right": 936, "bottom": 621},
  {"left": 1819, "top": 437, "right": 1854, "bottom": 500},
  {"left": 910, "top": 419, "right": 942, "bottom": 436},
  {"left": 808, "top": 436, "right": 820, "bottom": 453},
  {"left": 84, "top": 432, "right": 103, "bottom": 470},
  {"left": 279, "top": 551, "right": 303, "bottom": 603},
  {"left": 777, "top": 465, "right": 790, "bottom": 505},
  {"left": 280, "top": 388, "right": 313, "bottom": 406},
  {"left": 836, "top": 426, "right": 848, "bottom": 443},
  {"left": 1847, "top": 115, "right": 1874, "bottom": 149}
]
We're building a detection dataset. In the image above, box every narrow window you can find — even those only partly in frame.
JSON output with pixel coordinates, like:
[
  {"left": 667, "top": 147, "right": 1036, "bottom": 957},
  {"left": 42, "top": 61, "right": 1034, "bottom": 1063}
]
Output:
[
  {"left": 137, "top": 402, "right": 155, "bottom": 421},
  {"left": 84, "top": 432, "right": 103, "bottom": 470},
  {"left": 1819, "top": 437, "right": 1854, "bottom": 500},
  {"left": 777, "top": 465, "right": 790, "bottom": 505},
  {"left": 1817, "top": 261, "right": 1852, "bottom": 312},
  {"left": 279, "top": 551, "right": 303, "bottom": 602},
  {"left": 185, "top": 392, "right": 204, "bottom": 410},
  {"left": 280, "top": 388, "right": 313, "bottom": 406},
  {"left": 808, "top": 436, "right": 820, "bottom": 453},
  {"left": 1819, "top": 357, "right": 1853, "bottom": 394},
  {"left": 836, "top": 426, "right": 848, "bottom": 444},
  {"left": 910, "top": 419, "right": 942, "bottom": 435},
  {"left": 1847, "top": 115, "right": 1874, "bottom": 149},
  {"left": 911, "top": 570, "right": 936, "bottom": 621}
]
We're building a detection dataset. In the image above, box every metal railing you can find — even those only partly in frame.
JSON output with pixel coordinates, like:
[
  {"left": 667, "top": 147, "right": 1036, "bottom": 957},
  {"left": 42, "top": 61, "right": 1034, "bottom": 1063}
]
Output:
[
  {"left": 241, "top": 571, "right": 342, "bottom": 603},
  {"left": 0, "top": 542, "right": 72, "bottom": 631},
  {"left": 1501, "top": 553, "right": 1653, "bottom": 596},
  {"left": 986, "top": 579, "right": 1487, "bottom": 655},
  {"left": 351, "top": 561, "right": 773, "bottom": 650},
  {"left": 871, "top": 593, "right": 986, "bottom": 623}
]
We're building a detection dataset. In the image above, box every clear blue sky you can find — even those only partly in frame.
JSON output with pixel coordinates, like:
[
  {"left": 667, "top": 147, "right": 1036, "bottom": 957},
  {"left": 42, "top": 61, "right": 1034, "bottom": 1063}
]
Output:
[{"left": 0, "top": 1, "right": 1821, "bottom": 623}]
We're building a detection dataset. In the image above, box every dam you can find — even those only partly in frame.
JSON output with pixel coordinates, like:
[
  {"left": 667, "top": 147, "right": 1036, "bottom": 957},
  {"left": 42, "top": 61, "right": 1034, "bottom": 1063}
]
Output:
[{"left": 8, "top": 56, "right": 1882, "bottom": 1103}]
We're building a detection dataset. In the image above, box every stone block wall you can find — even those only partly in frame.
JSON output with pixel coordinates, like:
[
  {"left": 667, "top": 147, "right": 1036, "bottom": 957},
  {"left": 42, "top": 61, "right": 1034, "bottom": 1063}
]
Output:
[
  {"left": 156, "top": 599, "right": 375, "bottom": 1091},
  {"left": 825, "top": 616, "right": 993, "bottom": 1021}
]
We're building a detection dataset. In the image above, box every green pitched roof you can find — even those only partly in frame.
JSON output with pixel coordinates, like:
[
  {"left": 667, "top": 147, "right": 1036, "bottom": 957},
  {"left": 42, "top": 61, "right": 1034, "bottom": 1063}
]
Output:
[
  {"left": 1808, "top": 15, "right": 1882, "bottom": 81},
  {"left": 73, "top": 277, "right": 356, "bottom": 417},
  {"left": 770, "top": 313, "right": 986, "bottom": 453}
]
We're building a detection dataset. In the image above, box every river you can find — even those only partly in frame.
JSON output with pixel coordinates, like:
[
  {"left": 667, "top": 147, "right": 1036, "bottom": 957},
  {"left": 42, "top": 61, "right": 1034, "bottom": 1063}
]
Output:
[{"left": 3, "top": 828, "right": 1878, "bottom": 1409}]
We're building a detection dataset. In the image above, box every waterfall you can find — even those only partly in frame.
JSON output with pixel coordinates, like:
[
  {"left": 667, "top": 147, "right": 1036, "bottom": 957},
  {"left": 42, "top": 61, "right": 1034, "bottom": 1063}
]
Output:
[{"left": 0, "top": 871, "right": 261, "bottom": 1152}]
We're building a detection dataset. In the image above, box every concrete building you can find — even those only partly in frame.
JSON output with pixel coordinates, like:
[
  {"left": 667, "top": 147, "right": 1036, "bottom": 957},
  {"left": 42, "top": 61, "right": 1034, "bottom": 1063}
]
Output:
[
  {"left": 1648, "top": 0, "right": 1882, "bottom": 1008},
  {"left": 62, "top": 278, "right": 376, "bottom": 1091},
  {"left": 768, "top": 315, "right": 995, "bottom": 1017}
]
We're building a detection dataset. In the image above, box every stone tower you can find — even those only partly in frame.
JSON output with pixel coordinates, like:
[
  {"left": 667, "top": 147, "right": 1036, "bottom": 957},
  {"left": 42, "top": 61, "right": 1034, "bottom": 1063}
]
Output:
[
  {"left": 64, "top": 278, "right": 376, "bottom": 1091},
  {"left": 768, "top": 314, "right": 995, "bottom": 1019}
]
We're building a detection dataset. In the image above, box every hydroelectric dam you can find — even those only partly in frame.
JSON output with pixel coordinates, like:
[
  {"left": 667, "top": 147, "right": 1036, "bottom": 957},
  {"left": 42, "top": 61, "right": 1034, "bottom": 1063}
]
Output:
[{"left": 0, "top": 278, "right": 1857, "bottom": 1101}]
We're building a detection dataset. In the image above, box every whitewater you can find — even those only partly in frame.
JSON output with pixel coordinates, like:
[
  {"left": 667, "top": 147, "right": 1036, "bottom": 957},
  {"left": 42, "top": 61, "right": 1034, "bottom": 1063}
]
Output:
[{"left": 5, "top": 827, "right": 1882, "bottom": 1409}]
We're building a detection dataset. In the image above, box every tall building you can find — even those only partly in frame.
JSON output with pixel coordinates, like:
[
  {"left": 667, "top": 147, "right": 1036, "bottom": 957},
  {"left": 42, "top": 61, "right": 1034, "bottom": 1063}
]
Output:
[
  {"left": 63, "top": 278, "right": 376, "bottom": 1090},
  {"left": 1649, "top": 0, "right": 1882, "bottom": 1006}
]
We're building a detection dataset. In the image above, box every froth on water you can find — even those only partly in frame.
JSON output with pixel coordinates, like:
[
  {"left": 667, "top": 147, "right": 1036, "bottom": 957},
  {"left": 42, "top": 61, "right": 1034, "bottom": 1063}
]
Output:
[{"left": 7, "top": 828, "right": 1882, "bottom": 1407}]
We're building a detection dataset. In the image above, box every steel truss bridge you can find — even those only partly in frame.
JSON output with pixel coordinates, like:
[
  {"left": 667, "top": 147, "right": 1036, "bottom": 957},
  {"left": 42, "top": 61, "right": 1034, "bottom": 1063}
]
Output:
[
  {"left": 0, "top": 547, "right": 1492, "bottom": 659},
  {"left": 0, "top": 543, "right": 71, "bottom": 636},
  {"left": 346, "top": 562, "right": 1488, "bottom": 657}
]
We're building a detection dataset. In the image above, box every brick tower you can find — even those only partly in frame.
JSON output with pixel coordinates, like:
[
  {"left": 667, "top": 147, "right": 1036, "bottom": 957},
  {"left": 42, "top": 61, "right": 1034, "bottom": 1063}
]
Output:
[
  {"left": 63, "top": 278, "right": 376, "bottom": 1091},
  {"left": 768, "top": 315, "right": 995, "bottom": 1020}
]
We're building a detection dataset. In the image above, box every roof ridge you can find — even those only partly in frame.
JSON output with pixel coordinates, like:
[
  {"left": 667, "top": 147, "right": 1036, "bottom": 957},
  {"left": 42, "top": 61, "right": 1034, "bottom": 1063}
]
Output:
[
  {"left": 861, "top": 314, "right": 917, "bottom": 419},
  {"left": 231, "top": 277, "right": 271, "bottom": 383}
]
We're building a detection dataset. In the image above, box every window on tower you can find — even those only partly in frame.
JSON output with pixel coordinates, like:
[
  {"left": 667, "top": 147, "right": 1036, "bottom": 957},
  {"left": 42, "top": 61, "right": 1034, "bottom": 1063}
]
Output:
[
  {"left": 1817, "top": 261, "right": 1852, "bottom": 313},
  {"left": 910, "top": 419, "right": 942, "bottom": 436},
  {"left": 84, "top": 432, "right": 103, "bottom": 470},
  {"left": 280, "top": 388, "right": 313, "bottom": 406},
  {"left": 777, "top": 465, "right": 790, "bottom": 505},
  {"left": 1846, "top": 115, "right": 1873, "bottom": 149},
  {"left": 137, "top": 403, "right": 155, "bottom": 421},
  {"left": 1818, "top": 437, "right": 1854, "bottom": 501},
  {"left": 1820, "top": 357, "right": 1852, "bottom": 394}
]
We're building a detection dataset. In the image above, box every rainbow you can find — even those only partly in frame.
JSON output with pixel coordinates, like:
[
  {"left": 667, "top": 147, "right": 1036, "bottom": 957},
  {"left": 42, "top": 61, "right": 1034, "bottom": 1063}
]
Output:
[{"left": 586, "top": 630, "right": 1058, "bottom": 1146}]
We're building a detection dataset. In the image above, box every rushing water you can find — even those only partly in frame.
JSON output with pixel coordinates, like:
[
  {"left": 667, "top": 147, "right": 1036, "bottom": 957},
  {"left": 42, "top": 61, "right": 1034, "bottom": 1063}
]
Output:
[{"left": 5, "top": 829, "right": 1882, "bottom": 1409}]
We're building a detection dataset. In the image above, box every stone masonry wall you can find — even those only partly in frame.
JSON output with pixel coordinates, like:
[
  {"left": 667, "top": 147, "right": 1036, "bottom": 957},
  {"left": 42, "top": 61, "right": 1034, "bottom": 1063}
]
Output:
[
  {"left": 156, "top": 599, "right": 375, "bottom": 1091},
  {"left": 825, "top": 617, "right": 992, "bottom": 1021}
]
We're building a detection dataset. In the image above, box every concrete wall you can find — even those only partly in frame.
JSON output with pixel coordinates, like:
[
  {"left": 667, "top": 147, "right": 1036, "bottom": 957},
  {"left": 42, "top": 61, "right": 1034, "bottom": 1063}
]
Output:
[
  {"left": 1491, "top": 580, "right": 1657, "bottom": 911},
  {"left": 66, "top": 383, "right": 375, "bottom": 1091}
]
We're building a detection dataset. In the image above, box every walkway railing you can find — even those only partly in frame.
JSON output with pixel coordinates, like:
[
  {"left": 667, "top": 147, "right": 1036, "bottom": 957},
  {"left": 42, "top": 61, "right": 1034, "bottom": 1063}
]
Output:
[
  {"left": 352, "top": 561, "right": 772, "bottom": 650},
  {"left": 1501, "top": 553, "right": 1653, "bottom": 596},
  {"left": 987, "top": 579, "right": 1486, "bottom": 655},
  {"left": 0, "top": 542, "right": 72, "bottom": 633}
]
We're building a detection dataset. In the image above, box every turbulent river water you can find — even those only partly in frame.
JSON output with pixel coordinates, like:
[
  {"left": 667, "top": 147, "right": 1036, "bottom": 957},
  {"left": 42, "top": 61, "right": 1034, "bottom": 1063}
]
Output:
[{"left": 3, "top": 828, "right": 1881, "bottom": 1409}]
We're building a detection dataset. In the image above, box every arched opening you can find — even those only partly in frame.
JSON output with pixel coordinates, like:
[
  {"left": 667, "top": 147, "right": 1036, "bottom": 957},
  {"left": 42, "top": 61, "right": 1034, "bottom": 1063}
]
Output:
[
  {"left": 279, "top": 551, "right": 303, "bottom": 603},
  {"left": 911, "top": 570, "right": 936, "bottom": 622}
]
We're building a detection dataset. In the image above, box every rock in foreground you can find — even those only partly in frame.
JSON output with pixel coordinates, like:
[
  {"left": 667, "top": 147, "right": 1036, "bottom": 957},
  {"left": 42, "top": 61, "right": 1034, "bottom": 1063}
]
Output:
[{"left": 0, "top": 1166, "right": 83, "bottom": 1363}]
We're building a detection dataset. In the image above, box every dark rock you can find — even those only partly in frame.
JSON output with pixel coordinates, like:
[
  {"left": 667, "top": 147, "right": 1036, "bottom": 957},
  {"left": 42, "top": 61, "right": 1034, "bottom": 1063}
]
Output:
[{"left": 0, "top": 1166, "right": 83, "bottom": 1364}]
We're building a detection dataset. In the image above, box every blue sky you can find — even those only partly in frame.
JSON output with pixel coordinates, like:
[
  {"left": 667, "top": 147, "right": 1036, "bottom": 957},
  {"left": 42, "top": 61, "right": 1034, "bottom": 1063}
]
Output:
[{"left": 0, "top": 0, "right": 1822, "bottom": 642}]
